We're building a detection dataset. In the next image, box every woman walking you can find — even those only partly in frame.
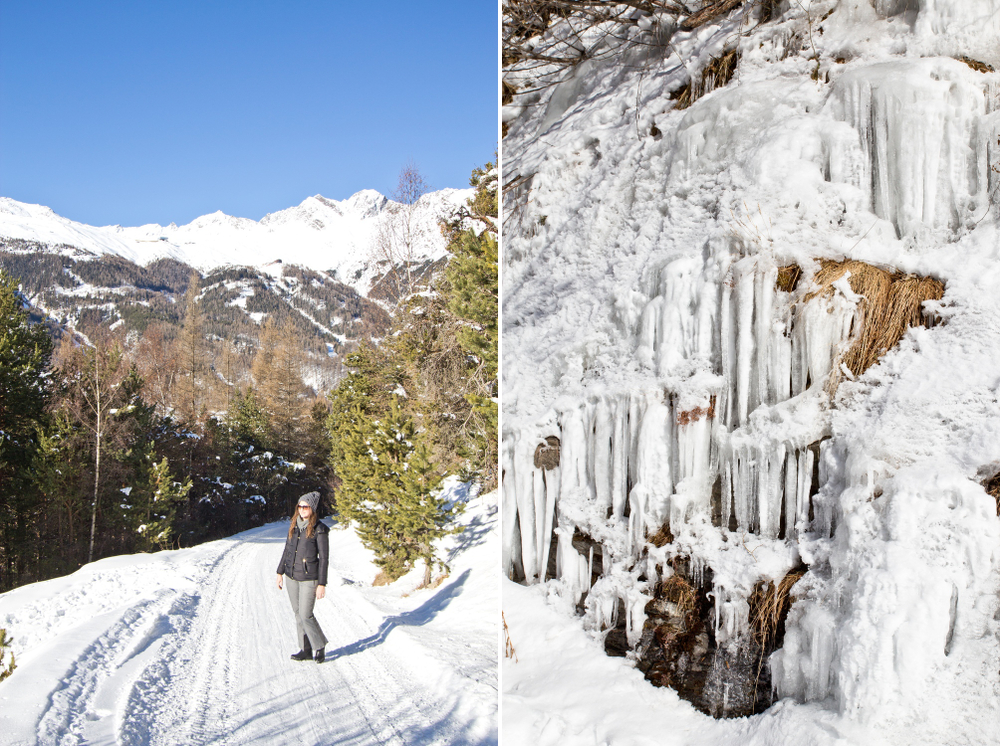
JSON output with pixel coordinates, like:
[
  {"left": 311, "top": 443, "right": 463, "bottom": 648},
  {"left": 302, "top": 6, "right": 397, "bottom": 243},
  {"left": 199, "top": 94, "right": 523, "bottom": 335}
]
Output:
[{"left": 276, "top": 491, "right": 329, "bottom": 663}]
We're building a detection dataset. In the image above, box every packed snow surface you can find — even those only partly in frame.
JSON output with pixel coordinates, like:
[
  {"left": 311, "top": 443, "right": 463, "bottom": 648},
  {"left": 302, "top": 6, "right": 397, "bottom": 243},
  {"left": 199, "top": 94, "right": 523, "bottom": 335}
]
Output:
[
  {"left": 0, "top": 188, "right": 471, "bottom": 294},
  {"left": 503, "top": 0, "right": 1000, "bottom": 743},
  {"left": 0, "top": 482, "right": 497, "bottom": 745}
]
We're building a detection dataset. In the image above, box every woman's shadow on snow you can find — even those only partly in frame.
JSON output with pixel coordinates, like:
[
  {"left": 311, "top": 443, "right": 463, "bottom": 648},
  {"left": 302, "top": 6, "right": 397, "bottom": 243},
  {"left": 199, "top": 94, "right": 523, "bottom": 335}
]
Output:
[{"left": 326, "top": 568, "right": 471, "bottom": 660}]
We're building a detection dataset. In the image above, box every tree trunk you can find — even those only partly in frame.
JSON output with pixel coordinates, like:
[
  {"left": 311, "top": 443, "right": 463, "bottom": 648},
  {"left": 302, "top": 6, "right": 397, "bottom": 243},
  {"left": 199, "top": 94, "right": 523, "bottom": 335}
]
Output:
[{"left": 88, "top": 429, "right": 101, "bottom": 564}]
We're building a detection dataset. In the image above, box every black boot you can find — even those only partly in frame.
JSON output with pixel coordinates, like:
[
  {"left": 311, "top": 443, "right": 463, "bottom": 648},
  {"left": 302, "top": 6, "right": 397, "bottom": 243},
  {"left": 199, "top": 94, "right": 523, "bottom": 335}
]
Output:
[
  {"left": 314, "top": 648, "right": 325, "bottom": 664},
  {"left": 291, "top": 635, "right": 312, "bottom": 661}
]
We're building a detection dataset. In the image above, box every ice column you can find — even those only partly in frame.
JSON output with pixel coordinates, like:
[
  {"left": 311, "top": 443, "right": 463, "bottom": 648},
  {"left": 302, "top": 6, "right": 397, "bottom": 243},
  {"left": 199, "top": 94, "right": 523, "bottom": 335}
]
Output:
[{"left": 827, "top": 59, "right": 992, "bottom": 239}]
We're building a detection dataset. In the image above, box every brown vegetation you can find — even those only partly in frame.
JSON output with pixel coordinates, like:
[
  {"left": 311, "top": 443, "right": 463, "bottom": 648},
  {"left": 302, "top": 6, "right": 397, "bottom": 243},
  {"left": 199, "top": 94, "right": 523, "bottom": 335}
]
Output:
[
  {"left": 957, "top": 56, "right": 995, "bottom": 74},
  {"left": 677, "top": 397, "right": 716, "bottom": 426},
  {"left": 533, "top": 436, "right": 561, "bottom": 470},
  {"left": 504, "top": 612, "right": 519, "bottom": 661},
  {"left": 984, "top": 473, "right": 1000, "bottom": 516},
  {"left": 671, "top": 49, "right": 739, "bottom": 110},
  {"left": 797, "top": 259, "right": 944, "bottom": 383},
  {"left": 749, "top": 567, "right": 806, "bottom": 651}
]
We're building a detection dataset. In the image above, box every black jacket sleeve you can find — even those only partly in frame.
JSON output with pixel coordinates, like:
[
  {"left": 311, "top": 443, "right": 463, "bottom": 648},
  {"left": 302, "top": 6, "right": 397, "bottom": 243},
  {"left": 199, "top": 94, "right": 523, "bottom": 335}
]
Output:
[
  {"left": 276, "top": 536, "right": 291, "bottom": 576},
  {"left": 317, "top": 524, "right": 330, "bottom": 586}
]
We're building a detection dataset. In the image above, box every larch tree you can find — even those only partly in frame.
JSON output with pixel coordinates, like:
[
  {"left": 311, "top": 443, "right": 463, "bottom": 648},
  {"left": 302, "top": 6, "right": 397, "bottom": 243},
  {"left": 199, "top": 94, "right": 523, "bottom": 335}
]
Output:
[
  {"left": 174, "top": 273, "right": 209, "bottom": 425},
  {"left": 253, "top": 316, "right": 308, "bottom": 453}
]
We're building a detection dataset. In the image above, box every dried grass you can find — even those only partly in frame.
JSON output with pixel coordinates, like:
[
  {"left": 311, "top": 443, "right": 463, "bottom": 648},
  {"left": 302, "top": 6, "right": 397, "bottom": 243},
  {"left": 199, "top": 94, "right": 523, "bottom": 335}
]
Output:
[
  {"left": 647, "top": 522, "right": 675, "bottom": 548},
  {"left": 957, "top": 56, "right": 995, "bottom": 74},
  {"left": 672, "top": 49, "right": 739, "bottom": 110},
  {"left": 372, "top": 571, "right": 392, "bottom": 587},
  {"left": 749, "top": 568, "right": 806, "bottom": 650},
  {"left": 776, "top": 265, "right": 802, "bottom": 293},
  {"left": 681, "top": 0, "right": 744, "bottom": 29},
  {"left": 658, "top": 573, "right": 697, "bottom": 617},
  {"left": 800, "top": 259, "right": 944, "bottom": 385},
  {"left": 534, "top": 436, "right": 561, "bottom": 470},
  {"left": 503, "top": 612, "right": 518, "bottom": 661}
]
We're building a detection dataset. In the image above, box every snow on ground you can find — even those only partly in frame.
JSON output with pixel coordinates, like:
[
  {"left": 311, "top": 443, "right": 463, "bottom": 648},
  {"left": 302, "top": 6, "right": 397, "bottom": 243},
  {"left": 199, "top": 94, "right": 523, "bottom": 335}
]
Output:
[
  {"left": 0, "top": 481, "right": 497, "bottom": 746},
  {"left": 502, "top": 579, "right": 878, "bottom": 746}
]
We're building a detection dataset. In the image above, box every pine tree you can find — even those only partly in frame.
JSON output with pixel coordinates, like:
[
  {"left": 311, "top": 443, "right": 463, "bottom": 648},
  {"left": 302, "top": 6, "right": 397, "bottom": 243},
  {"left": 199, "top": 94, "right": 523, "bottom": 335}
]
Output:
[
  {"left": 227, "top": 387, "right": 271, "bottom": 449},
  {"left": 442, "top": 157, "right": 499, "bottom": 486},
  {"left": 334, "top": 398, "right": 457, "bottom": 583},
  {"left": 134, "top": 453, "right": 192, "bottom": 550},
  {"left": 32, "top": 408, "right": 87, "bottom": 561},
  {"left": 0, "top": 627, "right": 15, "bottom": 682},
  {"left": 0, "top": 270, "right": 53, "bottom": 590}
]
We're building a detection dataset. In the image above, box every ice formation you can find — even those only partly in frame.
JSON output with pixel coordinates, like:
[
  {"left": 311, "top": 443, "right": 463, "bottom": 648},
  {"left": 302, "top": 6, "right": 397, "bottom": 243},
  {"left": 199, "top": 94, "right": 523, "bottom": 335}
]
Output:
[{"left": 504, "top": 0, "right": 1000, "bottom": 738}]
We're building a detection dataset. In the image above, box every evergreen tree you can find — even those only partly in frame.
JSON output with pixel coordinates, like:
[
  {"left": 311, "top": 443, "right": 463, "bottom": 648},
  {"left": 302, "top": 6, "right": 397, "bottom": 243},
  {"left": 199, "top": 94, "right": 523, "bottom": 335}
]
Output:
[
  {"left": 442, "top": 156, "right": 499, "bottom": 486},
  {"left": 133, "top": 453, "right": 192, "bottom": 550},
  {"left": 0, "top": 270, "right": 54, "bottom": 590},
  {"left": 227, "top": 387, "right": 271, "bottom": 449},
  {"left": 0, "top": 627, "right": 15, "bottom": 682},
  {"left": 335, "top": 398, "right": 457, "bottom": 583},
  {"left": 31, "top": 408, "right": 88, "bottom": 569}
]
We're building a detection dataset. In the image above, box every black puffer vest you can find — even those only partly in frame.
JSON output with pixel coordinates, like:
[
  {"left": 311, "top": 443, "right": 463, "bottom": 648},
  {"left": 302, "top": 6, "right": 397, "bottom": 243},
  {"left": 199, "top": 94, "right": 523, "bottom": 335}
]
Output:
[{"left": 277, "top": 521, "right": 330, "bottom": 585}]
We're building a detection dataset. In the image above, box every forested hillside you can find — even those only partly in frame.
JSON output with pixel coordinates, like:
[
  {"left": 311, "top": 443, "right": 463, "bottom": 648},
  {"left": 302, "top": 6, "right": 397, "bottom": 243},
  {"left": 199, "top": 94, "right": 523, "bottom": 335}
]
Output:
[{"left": 0, "top": 158, "right": 497, "bottom": 594}]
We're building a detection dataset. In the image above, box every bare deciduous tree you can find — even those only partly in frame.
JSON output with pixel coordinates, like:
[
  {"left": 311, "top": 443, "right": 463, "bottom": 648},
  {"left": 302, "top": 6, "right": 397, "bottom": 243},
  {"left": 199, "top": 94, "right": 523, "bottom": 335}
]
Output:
[
  {"left": 370, "top": 163, "right": 431, "bottom": 300},
  {"left": 56, "top": 331, "right": 140, "bottom": 564}
]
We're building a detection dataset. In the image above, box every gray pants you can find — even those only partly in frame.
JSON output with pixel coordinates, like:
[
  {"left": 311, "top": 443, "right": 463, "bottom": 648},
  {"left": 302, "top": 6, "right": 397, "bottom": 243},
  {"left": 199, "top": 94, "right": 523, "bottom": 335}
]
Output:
[{"left": 285, "top": 577, "right": 328, "bottom": 650}]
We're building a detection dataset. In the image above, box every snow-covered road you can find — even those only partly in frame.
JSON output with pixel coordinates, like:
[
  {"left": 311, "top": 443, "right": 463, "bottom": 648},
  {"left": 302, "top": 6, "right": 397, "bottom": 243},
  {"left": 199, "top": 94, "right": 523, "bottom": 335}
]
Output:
[{"left": 0, "top": 490, "right": 498, "bottom": 746}]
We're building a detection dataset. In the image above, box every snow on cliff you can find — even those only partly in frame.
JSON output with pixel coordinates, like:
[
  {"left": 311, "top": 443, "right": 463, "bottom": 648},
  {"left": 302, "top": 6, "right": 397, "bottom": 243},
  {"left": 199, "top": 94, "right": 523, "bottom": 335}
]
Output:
[
  {"left": 503, "top": 1, "right": 1000, "bottom": 744},
  {"left": 0, "top": 187, "right": 472, "bottom": 294}
]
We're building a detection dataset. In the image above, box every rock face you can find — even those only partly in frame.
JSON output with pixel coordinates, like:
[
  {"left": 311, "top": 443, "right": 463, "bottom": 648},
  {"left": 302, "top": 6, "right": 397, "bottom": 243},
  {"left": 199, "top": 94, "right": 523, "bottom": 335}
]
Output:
[{"left": 503, "top": 0, "right": 1000, "bottom": 739}]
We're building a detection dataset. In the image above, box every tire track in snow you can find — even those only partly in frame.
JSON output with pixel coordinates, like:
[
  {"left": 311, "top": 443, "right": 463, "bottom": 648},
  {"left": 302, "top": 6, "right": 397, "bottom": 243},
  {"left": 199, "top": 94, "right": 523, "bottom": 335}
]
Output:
[
  {"left": 14, "top": 522, "right": 493, "bottom": 745},
  {"left": 27, "top": 539, "right": 243, "bottom": 746},
  {"left": 135, "top": 529, "right": 399, "bottom": 746}
]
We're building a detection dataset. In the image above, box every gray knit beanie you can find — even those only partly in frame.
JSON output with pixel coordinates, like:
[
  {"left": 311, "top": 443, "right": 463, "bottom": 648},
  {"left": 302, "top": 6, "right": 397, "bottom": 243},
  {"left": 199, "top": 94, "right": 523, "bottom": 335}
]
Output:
[{"left": 297, "top": 491, "right": 320, "bottom": 511}]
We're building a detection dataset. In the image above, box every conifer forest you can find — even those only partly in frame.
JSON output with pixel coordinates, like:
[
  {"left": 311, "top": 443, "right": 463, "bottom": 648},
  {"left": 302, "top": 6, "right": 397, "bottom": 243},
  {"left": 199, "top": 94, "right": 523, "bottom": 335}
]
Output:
[{"left": 0, "top": 159, "right": 497, "bottom": 593}]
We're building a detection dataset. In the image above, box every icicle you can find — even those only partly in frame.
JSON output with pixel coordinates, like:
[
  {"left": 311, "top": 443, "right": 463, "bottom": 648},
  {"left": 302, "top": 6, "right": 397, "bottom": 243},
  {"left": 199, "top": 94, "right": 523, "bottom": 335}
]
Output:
[
  {"left": 754, "top": 262, "right": 775, "bottom": 407},
  {"left": 719, "top": 277, "right": 736, "bottom": 428},
  {"left": 758, "top": 441, "right": 786, "bottom": 540},
  {"left": 784, "top": 450, "right": 797, "bottom": 540},
  {"left": 721, "top": 450, "right": 733, "bottom": 531},
  {"left": 735, "top": 259, "right": 756, "bottom": 426},
  {"left": 533, "top": 467, "right": 548, "bottom": 581},
  {"left": 513, "top": 431, "right": 539, "bottom": 582},
  {"left": 630, "top": 397, "right": 674, "bottom": 548},
  {"left": 593, "top": 398, "right": 614, "bottom": 513},
  {"left": 797, "top": 446, "right": 814, "bottom": 532},
  {"left": 501, "top": 436, "right": 520, "bottom": 578},
  {"left": 611, "top": 396, "right": 629, "bottom": 520},
  {"left": 539, "top": 465, "right": 560, "bottom": 582}
]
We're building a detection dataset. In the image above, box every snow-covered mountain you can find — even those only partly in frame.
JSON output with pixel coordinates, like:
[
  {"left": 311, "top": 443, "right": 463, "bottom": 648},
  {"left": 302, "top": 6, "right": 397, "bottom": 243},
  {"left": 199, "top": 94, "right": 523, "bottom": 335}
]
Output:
[
  {"left": 0, "top": 187, "right": 472, "bottom": 296},
  {"left": 503, "top": 0, "right": 1000, "bottom": 744}
]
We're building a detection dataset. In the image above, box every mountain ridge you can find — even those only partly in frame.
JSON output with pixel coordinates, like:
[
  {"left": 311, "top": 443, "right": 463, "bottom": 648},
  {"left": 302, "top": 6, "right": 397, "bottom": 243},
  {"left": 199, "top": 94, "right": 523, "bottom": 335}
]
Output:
[{"left": 0, "top": 186, "right": 471, "bottom": 296}]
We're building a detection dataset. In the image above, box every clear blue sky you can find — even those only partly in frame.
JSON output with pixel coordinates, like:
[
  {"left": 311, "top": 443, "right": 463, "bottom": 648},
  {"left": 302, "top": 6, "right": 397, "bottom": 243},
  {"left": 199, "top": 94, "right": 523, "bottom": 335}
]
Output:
[{"left": 0, "top": 1, "right": 497, "bottom": 226}]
